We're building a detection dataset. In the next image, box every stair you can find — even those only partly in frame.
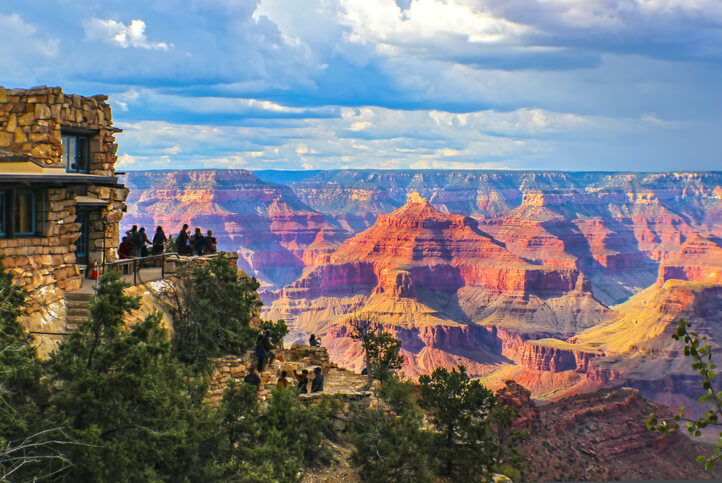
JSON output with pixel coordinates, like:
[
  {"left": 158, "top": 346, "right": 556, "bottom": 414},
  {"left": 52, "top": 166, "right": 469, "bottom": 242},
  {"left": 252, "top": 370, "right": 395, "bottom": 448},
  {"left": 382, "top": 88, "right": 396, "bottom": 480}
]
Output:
[{"left": 65, "top": 292, "right": 94, "bottom": 331}]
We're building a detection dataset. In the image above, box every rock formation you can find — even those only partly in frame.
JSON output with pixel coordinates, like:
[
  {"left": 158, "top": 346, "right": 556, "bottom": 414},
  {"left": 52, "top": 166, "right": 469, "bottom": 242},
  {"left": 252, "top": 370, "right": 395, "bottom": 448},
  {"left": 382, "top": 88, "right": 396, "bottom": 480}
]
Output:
[
  {"left": 518, "top": 387, "right": 722, "bottom": 481},
  {"left": 265, "top": 193, "right": 608, "bottom": 378}
]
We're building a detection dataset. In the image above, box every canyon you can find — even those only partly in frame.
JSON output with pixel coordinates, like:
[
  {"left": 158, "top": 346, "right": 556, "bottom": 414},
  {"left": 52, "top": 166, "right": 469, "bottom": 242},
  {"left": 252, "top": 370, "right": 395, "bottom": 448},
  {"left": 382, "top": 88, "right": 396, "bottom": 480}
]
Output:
[{"left": 122, "top": 169, "right": 722, "bottom": 412}]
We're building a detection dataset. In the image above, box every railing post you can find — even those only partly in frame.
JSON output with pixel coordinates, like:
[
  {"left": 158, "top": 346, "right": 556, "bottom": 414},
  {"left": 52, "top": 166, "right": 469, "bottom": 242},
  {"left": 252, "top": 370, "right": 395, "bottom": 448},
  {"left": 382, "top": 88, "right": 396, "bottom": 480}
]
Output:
[
  {"left": 161, "top": 253, "right": 165, "bottom": 280},
  {"left": 133, "top": 258, "right": 137, "bottom": 285}
]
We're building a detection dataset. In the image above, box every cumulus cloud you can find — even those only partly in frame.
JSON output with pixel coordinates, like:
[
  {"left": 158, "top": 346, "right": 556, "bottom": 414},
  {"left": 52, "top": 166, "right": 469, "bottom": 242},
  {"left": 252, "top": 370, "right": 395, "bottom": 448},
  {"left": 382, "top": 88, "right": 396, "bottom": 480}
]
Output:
[{"left": 83, "top": 18, "right": 173, "bottom": 50}]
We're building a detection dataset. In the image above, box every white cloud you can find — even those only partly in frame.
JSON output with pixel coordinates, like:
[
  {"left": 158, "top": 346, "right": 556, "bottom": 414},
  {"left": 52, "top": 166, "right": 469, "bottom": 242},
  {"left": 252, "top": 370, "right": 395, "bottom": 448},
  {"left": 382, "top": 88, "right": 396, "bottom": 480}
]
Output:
[
  {"left": 114, "top": 104, "right": 638, "bottom": 171},
  {"left": 339, "top": 0, "right": 530, "bottom": 53},
  {"left": 83, "top": 18, "right": 173, "bottom": 50}
]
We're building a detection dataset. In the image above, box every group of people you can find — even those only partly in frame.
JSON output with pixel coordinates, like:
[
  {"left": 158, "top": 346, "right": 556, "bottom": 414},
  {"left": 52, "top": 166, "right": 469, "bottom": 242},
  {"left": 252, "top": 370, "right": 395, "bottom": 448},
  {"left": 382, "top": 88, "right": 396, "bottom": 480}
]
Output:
[
  {"left": 176, "top": 224, "right": 217, "bottom": 256},
  {"left": 243, "top": 366, "right": 324, "bottom": 394},
  {"left": 243, "top": 331, "right": 324, "bottom": 394},
  {"left": 119, "top": 225, "right": 169, "bottom": 259}
]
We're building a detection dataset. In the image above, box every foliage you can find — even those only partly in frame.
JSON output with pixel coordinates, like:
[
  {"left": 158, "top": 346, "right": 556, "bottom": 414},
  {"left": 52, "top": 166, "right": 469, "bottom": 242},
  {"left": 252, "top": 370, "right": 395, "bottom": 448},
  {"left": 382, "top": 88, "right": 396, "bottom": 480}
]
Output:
[
  {"left": 418, "top": 365, "right": 497, "bottom": 481},
  {"left": 46, "top": 271, "right": 221, "bottom": 481},
  {"left": 165, "top": 235, "right": 177, "bottom": 253},
  {"left": 0, "top": 260, "right": 341, "bottom": 482},
  {"left": 488, "top": 406, "right": 529, "bottom": 481},
  {"left": 348, "top": 316, "right": 404, "bottom": 388},
  {"left": 379, "top": 374, "right": 417, "bottom": 415},
  {"left": 215, "top": 383, "right": 339, "bottom": 482},
  {"left": 0, "top": 257, "right": 75, "bottom": 481},
  {"left": 166, "top": 255, "right": 262, "bottom": 373},
  {"left": 260, "top": 319, "right": 289, "bottom": 348},
  {"left": 647, "top": 318, "right": 722, "bottom": 470},
  {"left": 349, "top": 404, "right": 433, "bottom": 483}
]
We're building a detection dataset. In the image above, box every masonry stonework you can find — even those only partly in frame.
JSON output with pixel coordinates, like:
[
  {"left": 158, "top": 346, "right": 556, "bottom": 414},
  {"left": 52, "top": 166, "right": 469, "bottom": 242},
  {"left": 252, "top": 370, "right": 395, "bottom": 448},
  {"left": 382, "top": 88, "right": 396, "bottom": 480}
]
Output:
[{"left": 0, "top": 86, "right": 117, "bottom": 174}]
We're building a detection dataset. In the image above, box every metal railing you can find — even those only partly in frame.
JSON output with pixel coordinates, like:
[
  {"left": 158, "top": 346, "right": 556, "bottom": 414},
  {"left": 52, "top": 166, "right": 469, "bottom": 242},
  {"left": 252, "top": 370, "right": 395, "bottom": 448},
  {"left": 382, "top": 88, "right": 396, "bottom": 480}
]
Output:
[{"left": 103, "top": 252, "right": 178, "bottom": 285}]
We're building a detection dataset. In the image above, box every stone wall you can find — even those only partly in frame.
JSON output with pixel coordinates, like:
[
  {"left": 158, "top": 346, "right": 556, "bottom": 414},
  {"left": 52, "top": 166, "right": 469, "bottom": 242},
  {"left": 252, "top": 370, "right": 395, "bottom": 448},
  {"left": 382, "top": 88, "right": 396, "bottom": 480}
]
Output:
[
  {"left": 87, "top": 186, "right": 128, "bottom": 264},
  {"left": 0, "top": 86, "right": 118, "bottom": 174},
  {"left": 206, "top": 345, "right": 334, "bottom": 407},
  {"left": 1, "top": 187, "right": 83, "bottom": 301},
  {"left": 0, "top": 187, "right": 83, "bottom": 334}
]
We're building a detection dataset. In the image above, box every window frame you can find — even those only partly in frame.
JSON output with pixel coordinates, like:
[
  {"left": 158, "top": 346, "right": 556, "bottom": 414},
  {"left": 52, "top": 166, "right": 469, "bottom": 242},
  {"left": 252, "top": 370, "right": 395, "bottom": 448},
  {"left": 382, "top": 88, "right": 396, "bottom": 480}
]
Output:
[
  {"left": 62, "top": 133, "right": 90, "bottom": 173},
  {"left": 0, "top": 188, "right": 46, "bottom": 238}
]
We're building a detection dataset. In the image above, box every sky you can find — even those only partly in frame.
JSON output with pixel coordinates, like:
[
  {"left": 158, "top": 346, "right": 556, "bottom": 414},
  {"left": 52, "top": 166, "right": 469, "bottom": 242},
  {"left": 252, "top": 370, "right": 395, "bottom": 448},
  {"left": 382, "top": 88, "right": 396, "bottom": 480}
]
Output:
[{"left": 2, "top": 0, "right": 721, "bottom": 172}]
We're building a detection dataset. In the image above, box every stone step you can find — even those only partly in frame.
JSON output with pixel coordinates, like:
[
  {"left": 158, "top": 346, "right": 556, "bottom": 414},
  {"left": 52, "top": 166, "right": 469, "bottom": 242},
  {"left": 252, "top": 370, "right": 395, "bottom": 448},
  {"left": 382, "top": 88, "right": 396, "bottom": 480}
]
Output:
[
  {"left": 66, "top": 316, "right": 87, "bottom": 327},
  {"left": 67, "top": 308, "right": 89, "bottom": 317},
  {"left": 66, "top": 299, "right": 90, "bottom": 309},
  {"left": 65, "top": 292, "right": 94, "bottom": 302}
]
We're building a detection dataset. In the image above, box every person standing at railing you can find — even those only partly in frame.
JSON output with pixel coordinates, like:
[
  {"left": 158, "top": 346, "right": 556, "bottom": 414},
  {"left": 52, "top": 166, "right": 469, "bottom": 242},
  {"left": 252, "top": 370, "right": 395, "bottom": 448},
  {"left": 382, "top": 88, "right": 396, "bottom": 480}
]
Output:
[
  {"left": 205, "top": 229, "right": 217, "bottom": 254},
  {"left": 138, "top": 227, "right": 152, "bottom": 258},
  {"left": 190, "top": 227, "right": 208, "bottom": 256},
  {"left": 126, "top": 225, "right": 141, "bottom": 258},
  {"left": 152, "top": 226, "right": 168, "bottom": 255},
  {"left": 177, "top": 224, "right": 191, "bottom": 256}
]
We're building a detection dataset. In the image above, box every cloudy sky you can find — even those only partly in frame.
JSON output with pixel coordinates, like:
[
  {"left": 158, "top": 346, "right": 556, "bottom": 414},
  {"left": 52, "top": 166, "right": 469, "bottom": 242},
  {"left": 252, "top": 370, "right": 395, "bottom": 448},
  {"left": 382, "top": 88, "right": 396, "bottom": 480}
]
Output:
[{"left": 2, "top": 0, "right": 721, "bottom": 171}]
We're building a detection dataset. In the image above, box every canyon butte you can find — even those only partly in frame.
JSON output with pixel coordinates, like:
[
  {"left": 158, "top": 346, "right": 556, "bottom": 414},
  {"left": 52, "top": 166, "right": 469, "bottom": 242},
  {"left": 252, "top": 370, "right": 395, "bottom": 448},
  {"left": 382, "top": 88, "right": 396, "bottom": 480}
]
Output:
[{"left": 122, "top": 169, "right": 722, "bottom": 417}]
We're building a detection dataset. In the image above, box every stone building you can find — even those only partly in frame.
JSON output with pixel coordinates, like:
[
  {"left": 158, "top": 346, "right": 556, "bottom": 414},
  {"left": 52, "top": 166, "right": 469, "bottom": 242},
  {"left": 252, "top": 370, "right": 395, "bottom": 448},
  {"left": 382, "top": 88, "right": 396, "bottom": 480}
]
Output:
[{"left": 0, "top": 85, "right": 128, "bottom": 332}]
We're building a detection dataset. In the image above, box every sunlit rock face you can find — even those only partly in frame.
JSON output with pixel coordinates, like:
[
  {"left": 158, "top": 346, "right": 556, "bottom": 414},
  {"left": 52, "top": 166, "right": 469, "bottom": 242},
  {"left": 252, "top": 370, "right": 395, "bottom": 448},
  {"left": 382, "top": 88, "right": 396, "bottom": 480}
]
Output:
[
  {"left": 656, "top": 234, "right": 722, "bottom": 285},
  {"left": 121, "top": 169, "right": 349, "bottom": 288},
  {"left": 264, "top": 192, "right": 607, "bottom": 378}
]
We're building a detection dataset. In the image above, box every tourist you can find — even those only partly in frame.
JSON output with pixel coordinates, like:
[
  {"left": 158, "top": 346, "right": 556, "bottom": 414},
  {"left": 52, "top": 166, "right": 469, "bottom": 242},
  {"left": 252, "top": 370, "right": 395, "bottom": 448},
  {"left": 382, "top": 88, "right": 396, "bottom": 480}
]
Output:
[
  {"left": 177, "top": 224, "right": 191, "bottom": 255},
  {"left": 255, "top": 336, "right": 266, "bottom": 372},
  {"left": 190, "top": 227, "right": 207, "bottom": 256},
  {"left": 309, "top": 334, "right": 321, "bottom": 347},
  {"left": 126, "top": 225, "right": 141, "bottom": 257},
  {"left": 310, "top": 367, "right": 324, "bottom": 393},
  {"left": 295, "top": 369, "right": 309, "bottom": 394},
  {"left": 205, "top": 229, "right": 217, "bottom": 254},
  {"left": 138, "top": 227, "right": 151, "bottom": 258},
  {"left": 243, "top": 367, "right": 261, "bottom": 389},
  {"left": 277, "top": 370, "right": 289, "bottom": 390},
  {"left": 118, "top": 236, "right": 133, "bottom": 259},
  {"left": 151, "top": 226, "right": 167, "bottom": 255},
  {"left": 261, "top": 329, "right": 275, "bottom": 369}
]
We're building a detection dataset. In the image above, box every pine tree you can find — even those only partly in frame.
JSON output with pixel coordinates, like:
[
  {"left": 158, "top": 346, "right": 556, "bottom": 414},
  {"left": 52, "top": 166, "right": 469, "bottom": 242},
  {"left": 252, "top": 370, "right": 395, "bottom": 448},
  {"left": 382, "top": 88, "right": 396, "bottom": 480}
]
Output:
[
  {"left": 348, "top": 316, "right": 404, "bottom": 388},
  {"left": 46, "top": 271, "right": 222, "bottom": 481},
  {"left": 0, "top": 258, "right": 74, "bottom": 480},
  {"left": 418, "top": 365, "right": 497, "bottom": 481},
  {"left": 165, "top": 255, "right": 262, "bottom": 373}
]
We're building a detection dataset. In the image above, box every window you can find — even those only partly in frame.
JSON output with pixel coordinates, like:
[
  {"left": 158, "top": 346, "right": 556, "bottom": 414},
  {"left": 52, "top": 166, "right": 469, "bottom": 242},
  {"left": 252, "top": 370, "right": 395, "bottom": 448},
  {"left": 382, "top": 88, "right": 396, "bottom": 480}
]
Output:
[
  {"left": 62, "top": 134, "right": 89, "bottom": 173},
  {"left": 15, "top": 191, "right": 35, "bottom": 235},
  {"left": 0, "top": 189, "right": 45, "bottom": 238}
]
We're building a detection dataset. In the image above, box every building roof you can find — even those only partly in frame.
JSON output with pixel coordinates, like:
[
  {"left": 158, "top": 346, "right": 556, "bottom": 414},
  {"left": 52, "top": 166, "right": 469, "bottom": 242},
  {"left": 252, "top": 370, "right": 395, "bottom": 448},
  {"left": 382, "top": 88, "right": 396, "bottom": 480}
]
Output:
[{"left": 0, "top": 156, "right": 123, "bottom": 187}]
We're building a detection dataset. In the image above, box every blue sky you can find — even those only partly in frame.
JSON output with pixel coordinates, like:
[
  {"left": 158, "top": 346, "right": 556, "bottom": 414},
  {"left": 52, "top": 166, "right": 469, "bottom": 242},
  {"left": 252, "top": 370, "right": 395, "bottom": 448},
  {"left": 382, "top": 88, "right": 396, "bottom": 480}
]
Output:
[{"left": 2, "top": 0, "right": 721, "bottom": 171}]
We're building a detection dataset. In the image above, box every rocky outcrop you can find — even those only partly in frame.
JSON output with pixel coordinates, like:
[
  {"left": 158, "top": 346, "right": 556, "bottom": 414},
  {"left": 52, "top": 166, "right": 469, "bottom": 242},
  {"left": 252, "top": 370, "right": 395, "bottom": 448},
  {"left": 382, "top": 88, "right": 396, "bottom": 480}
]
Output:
[
  {"left": 520, "top": 387, "right": 722, "bottom": 481},
  {"left": 657, "top": 234, "right": 722, "bottom": 285},
  {"left": 519, "top": 340, "right": 599, "bottom": 373}
]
